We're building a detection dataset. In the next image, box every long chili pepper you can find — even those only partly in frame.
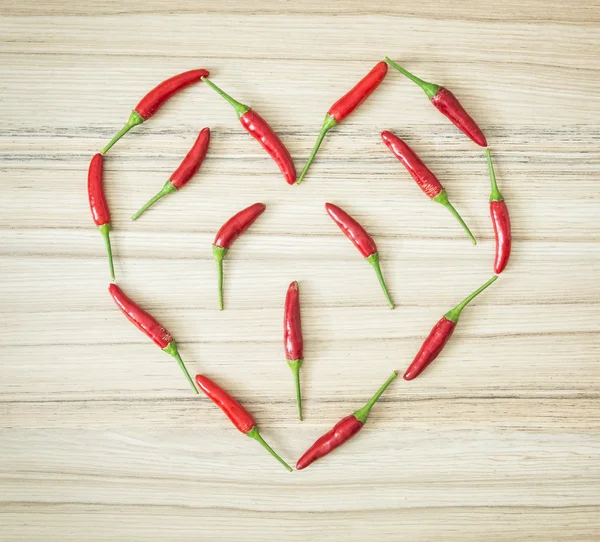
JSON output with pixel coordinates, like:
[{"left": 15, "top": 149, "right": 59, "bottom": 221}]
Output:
[
  {"left": 195, "top": 374, "right": 292, "bottom": 472},
  {"left": 296, "top": 61, "right": 388, "bottom": 185},
  {"left": 486, "top": 149, "right": 511, "bottom": 274},
  {"left": 381, "top": 130, "right": 477, "bottom": 244},
  {"left": 108, "top": 284, "right": 197, "bottom": 393},
  {"left": 284, "top": 281, "right": 304, "bottom": 420},
  {"left": 325, "top": 203, "right": 394, "bottom": 309},
  {"left": 88, "top": 153, "right": 115, "bottom": 280},
  {"left": 101, "top": 69, "right": 210, "bottom": 154},
  {"left": 385, "top": 58, "right": 487, "bottom": 147},
  {"left": 131, "top": 128, "right": 210, "bottom": 220},
  {"left": 201, "top": 77, "right": 296, "bottom": 185},
  {"left": 213, "top": 203, "right": 266, "bottom": 310},
  {"left": 296, "top": 371, "right": 397, "bottom": 470},
  {"left": 403, "top": 275, "right": 498, "bottom": 381}
]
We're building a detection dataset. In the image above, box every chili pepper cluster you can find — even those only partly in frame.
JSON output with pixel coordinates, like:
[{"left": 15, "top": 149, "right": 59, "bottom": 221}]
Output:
[{"left": 88, "top": 59, "right": 512, "bottom": 472}]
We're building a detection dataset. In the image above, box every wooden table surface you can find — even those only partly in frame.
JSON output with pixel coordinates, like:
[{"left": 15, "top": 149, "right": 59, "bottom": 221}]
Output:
[{"left": 2, "top": 1, "right": 599, "bottom": 540}]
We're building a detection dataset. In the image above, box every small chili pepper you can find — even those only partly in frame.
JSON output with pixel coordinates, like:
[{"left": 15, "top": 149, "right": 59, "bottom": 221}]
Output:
[
  {"left": 385, "top": 58, "right": 487, "bottom": 147},
  {"left": 195, "top": 374, "right": 292, "bottom": 472},
  {"left": 403, "top": 275, "right": 498, "bottom": 381},
  {"left": 213, "top": 203, "right": 266, "bottom": 310},
  {"left": 325, "top": 203, "right": 394, "bottom": 309},
  {"left": 101, "top": 69, "right": 210, "bottom": 155},
  {"left": 131, "top": 128, "right": 210, "bottom": 220},
  {"left": 296, "top": 61, "right": 388, "bottom": 184},
  {"left": 88, "top": 153, "right": 115, "bottom": 280},
  {"left": 296, "top": 371, "right": 397, "bottom": 470},
  {"left": 284, "top": 281, "right": 304, "bottom": 420},
  {"left": 381, "top": 130, "right": 477, "bottom": 245},
  {"left": 486, "top": 149, "right": 511, "bottom": 274},
  {"left": 201, "top": 77, "right": 296, "bottom": 185},
  {"left": 108, "top": 283, "right": 197, "bottom": 393}
]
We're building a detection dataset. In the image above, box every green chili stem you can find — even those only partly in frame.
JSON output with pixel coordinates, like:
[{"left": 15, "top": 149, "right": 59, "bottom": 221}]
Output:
[
  {"left": 163, "top": 341, "right": 198, "bottom": 394},
  {"left": 131, "top": 180, "right": 177, "bottom": 221},
  {"left": 384, "top": 57, "right": 440, "bottom": 100},
  {"left": 353, "top": 371, "right": 398, "bottom": 424},
  {"left": 486, "top": 148, "right": 504, "bottom": 202},
  {"left": 246, "top": 426, "right": 292, "bottom": 472},
  {"left": 212, "top": 245, "right": 228, "bottom": 310},
  {"left": 202, "top": 77, "right": 250, "bottom": 118},
  {"left": 98, "top": 223, "right": 115, "bottom": 281},
  {"left": 366, "top": 252, "right": 394, "bottom": 309},
  {"left": 287, "top": 360, "right": 303, "bottom": 421},
  {"left": 101, "top": 110, "right": 144, "bottom": 155},
  {"left": 296, "top": 113, "right": 338, "bottom": 185},
  {"left": 444, "top": 275, "right": 498, "bottom": 323},
  {"left": 433, "top": 189, "right": 477, "bottom": 245}
]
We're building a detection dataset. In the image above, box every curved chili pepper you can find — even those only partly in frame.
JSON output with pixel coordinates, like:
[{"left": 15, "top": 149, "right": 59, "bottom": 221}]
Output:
[
  {"left": 101, "top": 69, "right": 210, "bottom": 155},
  {"left": 381, "top": 130, "right": 477, "bottom": 245},
  {"left": 108, "top": 283, "right": 197, "bottom": 393},
  {"left": 325, "top": 203, "right": 394, "bottom": 309},
  {"left": 213, "top": 203, "right": 266, "bottom": 310},
  {"left": 131, "top": 128, "right": 211, "bottom": 220},
  {"left": 201, "top": 78, "right": 296, "bottom": 185},
  {"left": 284, "top": 281, "right": 304, "bottom": 420},
  {"left": 195, "top": 374, "right": 292, "bottom": 472},
  {"left": 486, "top": 149, "right": 511, "bottom": 274},
  {"left": 297, "top": 61, "right": 388, "bottom": 184},
  {"left": 385, "top": 58, "right": 487, "bottom": 147},
  {"left": 296, "top": 371, "right": 397, "bottom": 470},
  {"left": 88, "top": 153, "right": 115, "bottom": 280},
  {"left": 403, "top": 275, "right": 498, "bottom": 381}
]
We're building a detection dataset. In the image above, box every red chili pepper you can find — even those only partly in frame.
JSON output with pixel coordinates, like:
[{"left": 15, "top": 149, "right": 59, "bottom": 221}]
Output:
[
  {"left": 403, "top": 275, "right": 498, "bottom": 381},
  {"left": 101, "top": 69, "right": 210, "bottom": 155},
  {"left": 284, "top": 281, "right": 304, "bottom": 420},
  {"left": 88, "top": 153, "right": 115, "bottom": 280},
  {"left": 325, "top": 203, "right": 394, "bottom": 309},
  {"left": 108, "top": 283, "right": 197, "bottom": 393},
  {"left": 131, "top": 128, "right": 210, "bottom": 221},
  {"left": 213, "top": 203, "right": 266, "bottom": 310},
  {"left": 201, "top": 78, "right": 296, "bottom": 185},
  {"left": 486, "top": 149, "right": 511, "bottom": 274},
  {"left": 385, "top": 58, "right": 487, "bottom": 147},
  {"left": 297, "top": 61, "right": 388, "bottom": 184},
  {"left": 195, "top": 374, "right": 292, "bottom": 471},
  {"left": 296, "top": 371, "right": 397, "bottom": 470},
  {"left": 381, "top": 130, "right": 477, "bottom": 245}
]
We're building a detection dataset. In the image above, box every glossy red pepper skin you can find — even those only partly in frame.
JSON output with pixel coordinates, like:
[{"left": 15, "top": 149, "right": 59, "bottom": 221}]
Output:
[
  {"left": 101, "top": 69, "right": 209, "bottom": 155},
  {"left": 296, "top": 372, "right": 398, "bottom": 470},
  {"left": 213, "top": 203, "right": 267, "bottom": 310},
  {"left": 195, "top": 374, "right": 292, "bottom": 472},
  {"left": 296, "top": 415, "right": 363, "bottom": 470},
  {"left": 403, "top": 276, "right": 498, "bottom": 381},
  {"left": 380, "top": 130, "right": 477, "bottom": 245},
  {"left": 108, "top": 284, "right": 197, "bottom": 393},
  {"left": 491, "top": 201, "right": 511, "bottom": 274},
  {"left": 403, "top": 317, "right": 456, "bottom": 381},
  {"left": 385, "top": 58, "right": 487, "bottom": 147},
  {"left": 131, "top": 127, "right": 211, "bottom": 221},
  {"left": 88, "top": 153, "right": 115, "bottom": 280},
  {"left": 486, "top": 149, "right": 511, "bottom": 274},
  {"left": 381, "top": 131, "right": 442, "bottom": 198},
  {"left": 328, "top": 61, "right": 388, "bottom": 123},
  {"left": 296, "top": 62, "right": 388, "bottom": 184},
  {"left": 201, "top": 77, "right": 296, "bottom": 185},
  {"left": 325, "top": 203, "right": 394, "bottom": 309},
  {"left": 284, "top": 281, "right": 304, "bottom": 420}
]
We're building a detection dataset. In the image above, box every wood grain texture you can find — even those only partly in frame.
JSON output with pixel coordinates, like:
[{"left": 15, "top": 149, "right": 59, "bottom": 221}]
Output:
[{"left": 1, "top": 0, "right": 600, "bottom": 540}]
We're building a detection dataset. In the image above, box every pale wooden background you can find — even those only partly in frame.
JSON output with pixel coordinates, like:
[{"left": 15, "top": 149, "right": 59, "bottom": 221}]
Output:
[{"left": 1, "top": 0, "right": 600, "bottom": 540}]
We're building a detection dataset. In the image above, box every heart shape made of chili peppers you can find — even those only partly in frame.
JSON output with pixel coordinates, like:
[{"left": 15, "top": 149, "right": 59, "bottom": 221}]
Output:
[{"left": 89, "top": 60, "right": 510, "bottom": 472}]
